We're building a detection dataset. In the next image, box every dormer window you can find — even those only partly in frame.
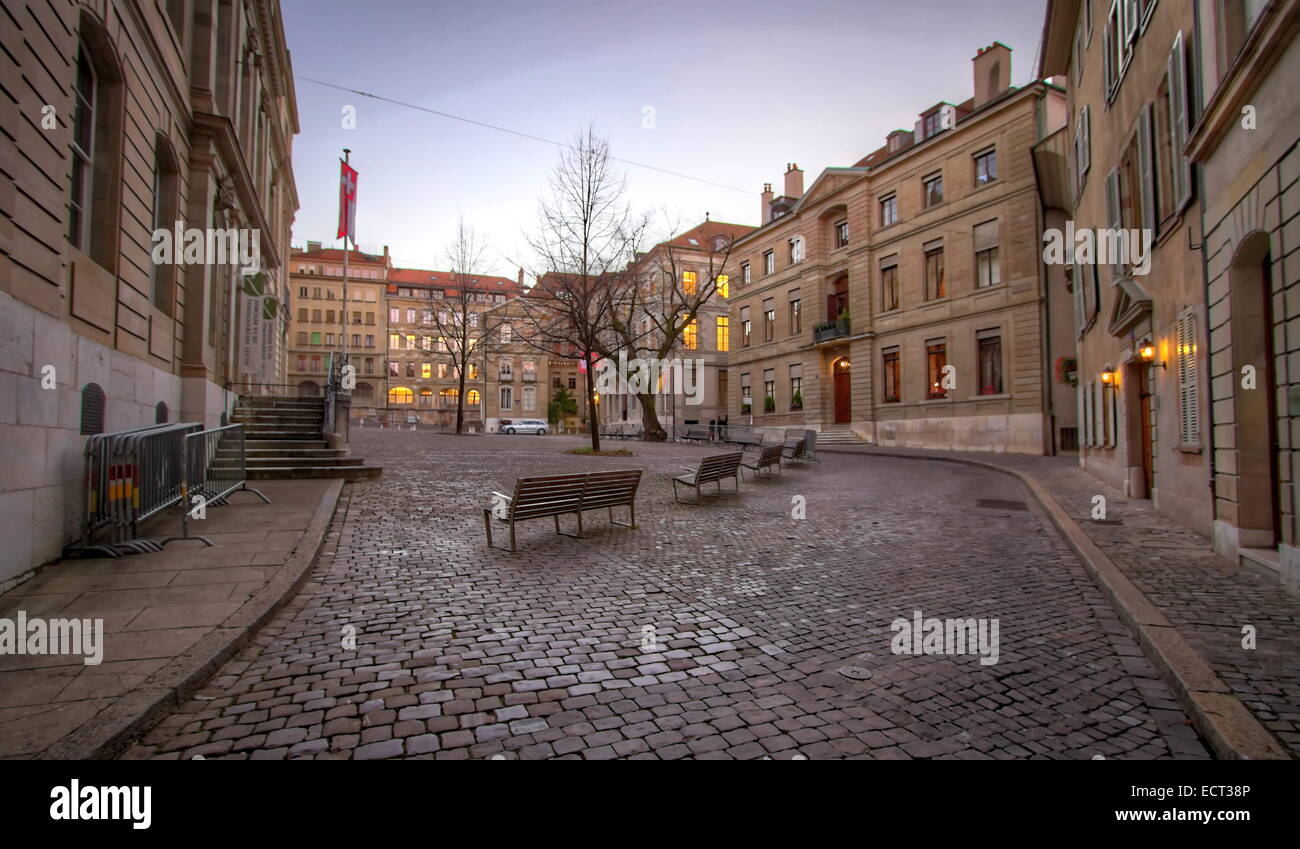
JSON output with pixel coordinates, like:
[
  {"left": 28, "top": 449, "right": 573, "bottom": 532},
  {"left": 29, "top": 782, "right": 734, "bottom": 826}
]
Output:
[
  {"left": 789, "top": 236, "right": 805, "bottom": 264},
  {"left": 924, "top": 111, "right": 942, "bottom": 139}
]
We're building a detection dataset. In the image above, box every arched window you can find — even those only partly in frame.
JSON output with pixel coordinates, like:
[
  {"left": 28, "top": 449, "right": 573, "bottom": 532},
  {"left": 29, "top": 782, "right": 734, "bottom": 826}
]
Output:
[
  {"left": 466, "top": 389, "right": 481, "bottom": 405},
  {"left": 439, "top": 387, "right": 459, "bottom": 408},
  {"left": 354, "top": 382, "right": 374, "bottom": 400},
  {"left": 80, "top": 383, "right": 106, "bottom": 435},
  {"left": 388, "top": 386, "right": 414, "bottom": 405},
  {"left": 155, "top": 401, "right": 169, "bottom": 424},
  {"left": 151, "top": 135, "right": 182, "bottom": 311},
  {"left": 68, "top": 12, "right": 124, "bottom": 271},
  {"left": 298, "top": 381, "right": 320, "bottom": 397},
  {"left": 418, "top": 387, "right": 433, "bottom": 406}
]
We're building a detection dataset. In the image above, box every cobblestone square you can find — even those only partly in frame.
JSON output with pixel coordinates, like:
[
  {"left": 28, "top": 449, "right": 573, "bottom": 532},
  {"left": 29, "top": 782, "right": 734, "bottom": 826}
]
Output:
[{"left": 126, "top": 430, "right": 1210, "bottom": 760}]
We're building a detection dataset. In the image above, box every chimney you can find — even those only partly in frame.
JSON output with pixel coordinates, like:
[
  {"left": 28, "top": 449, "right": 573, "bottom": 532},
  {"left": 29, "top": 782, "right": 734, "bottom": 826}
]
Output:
[
  {"left": 306, "top": 240, "right": 321, "bottom": 253},
  {"left": 784, "top": 163, "right": 804, "bottom": 200},
  {"left": 761, "top": 182, "right": 773, "bottom": 223},
  {"left": 517, "top": 267, "right": 525, "bottom": 288},
  {"left": 973, "top": 42, "right": 1012, "bottom": 109}
]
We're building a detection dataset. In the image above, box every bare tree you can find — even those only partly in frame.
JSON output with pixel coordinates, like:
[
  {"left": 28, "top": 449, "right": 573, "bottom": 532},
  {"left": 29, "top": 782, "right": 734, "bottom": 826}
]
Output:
[
  {"left": 430, "top": 216, "right": 491, "bottom": 434},
  {"left": 515, "top": 127, "right": 649, "bottom": 452},
  {"left": 596, "top": 220, "right": 738, "bottom": 441}
]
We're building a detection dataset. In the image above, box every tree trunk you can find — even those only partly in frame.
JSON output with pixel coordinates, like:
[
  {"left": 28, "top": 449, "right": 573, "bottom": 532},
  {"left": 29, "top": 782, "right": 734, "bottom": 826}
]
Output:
[
  {"left": 585, "top": 363, "right": 600, "bottom": 452},
  {"left": 455, "top": 363, "right": 467, "bottom": 434},
  {"left": 637, "top": 392, "right": 667, "bottom": 441}
]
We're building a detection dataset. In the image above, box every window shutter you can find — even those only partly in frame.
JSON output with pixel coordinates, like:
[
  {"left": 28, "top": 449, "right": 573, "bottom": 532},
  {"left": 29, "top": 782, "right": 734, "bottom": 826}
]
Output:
[
  {"left": 1168, "top": 30, "right": 1193, "bottom": 210},
  {"left": 1073, "top": 261, "right": 1087, "bottom": 333},
  {"left": 1178, "top": 311, "right": 1200, "bottom": 445},
  {"left": 1077, "top": 384, "right": 1088, "bottom": 447},
  {"left": 973, "top": 220, "right": 999, "bottom": 252},
  {"left": 1124, "top": 0, "right": 1140, "bottom": 44},
  {"left": 1138, "top": 103, "right": 1156, "bottom": 235},
  {"left": 1103, "top": 20, "right": 1115, "bottom": 96},
  {"left": 1084, "top": 380, "right": 1094, "bottom": 446},
  {"left": 1082, "top": 107, "right": 1091, "bottom": 176},
  {"left": 1105, "top": 168, "right": 1122, "bottom": 277}
]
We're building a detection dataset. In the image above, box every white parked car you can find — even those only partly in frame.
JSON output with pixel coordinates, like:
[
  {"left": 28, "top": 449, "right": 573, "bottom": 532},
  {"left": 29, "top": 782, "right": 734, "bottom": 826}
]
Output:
[{"left": 501, "top": 419, "right": 548, "bottom": 435}]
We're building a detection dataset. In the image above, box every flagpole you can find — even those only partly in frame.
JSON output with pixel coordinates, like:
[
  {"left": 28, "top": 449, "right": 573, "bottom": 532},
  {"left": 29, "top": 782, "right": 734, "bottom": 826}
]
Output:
[{"left": 340, "top": 148, "right": 351, "bottom": 379}]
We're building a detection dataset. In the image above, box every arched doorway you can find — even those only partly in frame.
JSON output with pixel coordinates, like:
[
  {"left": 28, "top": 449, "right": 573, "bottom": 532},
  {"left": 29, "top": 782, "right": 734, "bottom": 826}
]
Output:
[
  {"left": 1230, "top": 231, "right": 1278, "bottom": 548},
  {"left": 297, "top": 381, "right": 320, "bottom": 398},
  {"left": 832, "top": 358, "right": 852, "bottom": 424}
]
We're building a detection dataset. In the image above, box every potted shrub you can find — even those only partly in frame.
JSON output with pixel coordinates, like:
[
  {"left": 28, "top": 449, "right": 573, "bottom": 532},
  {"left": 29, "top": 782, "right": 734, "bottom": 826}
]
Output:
[
  {"left": 791, "top": 391, "right": 803, "bottom": 411},
  {"left": 764, "top": 395, "right": 776, "bottom": 413}
]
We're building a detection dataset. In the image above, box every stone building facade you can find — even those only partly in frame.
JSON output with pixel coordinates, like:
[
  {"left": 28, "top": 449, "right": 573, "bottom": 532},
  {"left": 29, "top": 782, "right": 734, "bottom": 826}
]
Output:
[
  {"left": 726, "top": 44, "right": 1071, "bottom": 454},
  {"left": 0, "top": 0, "right": 298, "bottom": 586},
  {"left": 1186, "top": 0, "right": 1300, "bottom": 588}
]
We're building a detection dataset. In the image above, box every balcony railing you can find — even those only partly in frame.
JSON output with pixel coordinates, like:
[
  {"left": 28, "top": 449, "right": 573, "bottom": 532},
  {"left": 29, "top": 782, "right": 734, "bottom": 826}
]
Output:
[{"left": 813, "top": 318, "right": 850, "bottom": 343}]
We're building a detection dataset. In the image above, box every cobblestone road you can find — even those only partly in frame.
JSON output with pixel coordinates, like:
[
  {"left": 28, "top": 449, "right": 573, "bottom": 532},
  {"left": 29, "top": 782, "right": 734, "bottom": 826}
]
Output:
[{"left": 125, "top": 430, "right": 1210, "bottom": 759}]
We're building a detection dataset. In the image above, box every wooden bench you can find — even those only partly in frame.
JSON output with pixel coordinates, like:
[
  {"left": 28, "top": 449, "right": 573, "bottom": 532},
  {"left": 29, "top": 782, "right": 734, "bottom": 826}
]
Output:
[
  {"left": 723, "top": 427, "right": 763, "bottom": 450},
  {"left": 782, "top": 437, "right": 809, "bottom": 464},
  {"left": 484, "top": 469, "right": 642, "bottom": 551},
  {"left": 679, "top": 426, "right": 711, "bottom": 443},
  {"left": 742, "top": 443, "right": 784, "bottom": 479},
  {"left": 673, "top": 452, "right": 743, "bottom": 504}
]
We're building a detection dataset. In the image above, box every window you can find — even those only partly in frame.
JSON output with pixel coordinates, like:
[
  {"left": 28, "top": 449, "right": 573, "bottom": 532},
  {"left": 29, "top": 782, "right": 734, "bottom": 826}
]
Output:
[
  {"left": 924, "top": 110, "right": 943, "bottom": 139},
  {"left": 741, "top": 263, "right": 751, "bottom": 284},
  {"left": 741, "top": 306, "right": 752, "bottom": 347},
  {"left": 388, "top": 386, "right": 413, "bottom": 405},
  {"left": 1075, "top": 107, "right": 1092, "bottom": 193},
  {"left": 499, "top": 359, "right": 513, "bottom": 380},
  {"left": 1166, "top": 31, "right": 1193, "bottom": 212},
  {"left": 835, "top": 220, "right": 849, "bottom": 249},
  {"left": 926, "top": 341, "right": 948, "bottom": 399},
  {"left": 974, "top": 149, "right": 998, "bottom": 186},
  {"left": 880, "top": 195, "right": 898, "bottom": 227},
  {"left": 977, "top": 330, "right": 1003, "bottom": 395},
  {"left": 716, "top": 275, "right": 729, "bottom": 298},
  {"left": 789, "top": 292, "right": 802, "bottom": 335},
  {"left": 716, "top": 317, "right": 730, "bottom": 352},
  {"left": 389, "top": 307, "right": 400, "bottom": 323},
  {"left": 568, "top": 376, "right": 576, "bottom": 390},
  {"left": 150, "top": 138, "right": 180, "bottom": 310},
  {"left": 419, "top": 388, "right": 434, "bottom": 407},
  {"left": 311, "top": 332, "right": 321, "bottom": 345},
  {"left": 298, "top": 308, "right": 308, "bottom": 322},
  {"left": 683, "top": 317, "right": 698, "bottom": 350},
  {"left": 763, "top": 369, "right": 775, "bottom": 411},
  {"left": 789, "top": 236, "right": 805, "bottom": 264},
  {"left": 924, "top": 245, "right": 946, "bottom": 300},
  {"left": 421, "top": 362, "right": 432, "bottom": 379},
  {"left": 297, "top": 331, "right": 308, "bottom": 345},
  {"left": 882, "top": 348, "right": 900, "bottom": 403},
  {"left": 500, "top": 386, "right": 513, "bottom": 410},
  {"left": 789, "top": 364, "right": 803, "bottom": 410},
  {"left": 923, "top": 173, "right": 944, "bottom": 208},
  {"left": 682, "top": 271, "right": 697, "bottom": 295},
  {"left": 311, "top": 355, "right": 321, "bottom": 373},
  {"left": 1177, "top": 309, "right": 1200, "bottom": 445},
  {"left": 389, "top": 333, "right": 400, "bottom": 349},
  {"left": 763, "top": 251, "right": 775, "bottom": 275},
  {"left": 763, "top": 299, "right": 775, "bottom": 343},
  {"left": 523, "top": 386, "right": 536, "bottom": 411},
  {"left": 439, "top": 387, "right": 459, "bottom": 408},
  {"left": 974, "top": 221, "right": 1001, "bottom": 288},
  {"left": 880, "top": 261, "right": 899, "bottom": 311},
  {"left": 740, "top": 374, "right": 752, "bottom": 411},
  {"left": 68, "top": 48, "right": 98, "bottom": 252},
  {"left": 298, "top": 286, "right": 308, "bottom": 298},
  {"left": 500, "top": 323, "right": 512, "bottom": 343},
  {"left": 326, "top": 310, "right": 335, "bottom": 324},
  {"left": 296, "top": 355, "right": 307, "bottom": 372},
  {"left": 388, "top": 361, "right": 399, "bottom": 377},
  {"left": 312, "top": 308, "right": 321, "bottom": 323},
  {"left": 364, "top": 357, "right": 373, "bottom": 374},
  {"left": 1222, "top": 0, "right": 1271, "bottom": 61},
  {"left": 467, "top": 389, "right": 481, "bottom": 405},
  {"left": 325, "top": 333, "right": 333, "bottom": 346},
  {"left": 406, "top": 362, "right": 416, "bottom": 378}
]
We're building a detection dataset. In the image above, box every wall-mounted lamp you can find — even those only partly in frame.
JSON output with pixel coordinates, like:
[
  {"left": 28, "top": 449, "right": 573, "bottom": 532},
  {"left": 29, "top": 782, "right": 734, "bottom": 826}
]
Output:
[
  {"left": 1100, "top": 367, "right": 1116, "bottom": 385},
  {"left": 1137, "top": 339, "right": 1167, "bottom": 370}
]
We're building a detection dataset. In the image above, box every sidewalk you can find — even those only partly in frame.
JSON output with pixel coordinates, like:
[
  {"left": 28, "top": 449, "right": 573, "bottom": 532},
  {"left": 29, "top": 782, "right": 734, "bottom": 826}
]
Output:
[
  {"left": 0, "top": 478, "right": 341, "bottom": 759},
  {"left": 820, "top": 444, "right": 1297, "bottom": 760}
]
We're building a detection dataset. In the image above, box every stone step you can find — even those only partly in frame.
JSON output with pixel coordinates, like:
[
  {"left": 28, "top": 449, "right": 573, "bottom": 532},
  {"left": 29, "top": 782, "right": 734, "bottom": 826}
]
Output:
[
  {"left": 246, "top": 439, "right": 329, "bottom": 450},
  {"left": 248, "top": 465, "right": 382, "bottom": 481},
  {"left": 241, "top": 456, "right": 366, "bottom": 468},
  {"left": 228, "top": 447, "right": 349, "bottom": 457}
]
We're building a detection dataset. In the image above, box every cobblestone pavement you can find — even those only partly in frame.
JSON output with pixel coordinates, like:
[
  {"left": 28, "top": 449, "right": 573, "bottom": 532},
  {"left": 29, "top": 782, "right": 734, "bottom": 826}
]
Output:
[
  {"left": 840, "top": 445, "right": 1300, "bottom": 758},
  {"left": 123, "top": 431, "right": 1211, "bottom": 760}
]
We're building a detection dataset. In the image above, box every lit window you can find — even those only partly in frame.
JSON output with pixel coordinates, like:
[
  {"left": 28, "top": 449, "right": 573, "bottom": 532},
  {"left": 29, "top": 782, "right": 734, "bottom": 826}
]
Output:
[
  {"left": 388, "top": 386, "right": 414, "bottom": 404},
  {"left": 683, "top": 318, "right": 698, "bottom": 350},
  {"left": 682, "top": 271, "right": 697, "bottom": 295},
  {"left": 716, "top": 275, "right": 729, "bottom": 298},
  {"left": 716, "top": 317, "right": 730, "bottom": 352}
]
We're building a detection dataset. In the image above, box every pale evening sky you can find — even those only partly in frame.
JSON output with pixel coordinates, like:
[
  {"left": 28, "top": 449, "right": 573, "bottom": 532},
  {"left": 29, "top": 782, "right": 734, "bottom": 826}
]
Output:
[{"left": 282, "top": 0, "right": 1048, "bottom": 277}]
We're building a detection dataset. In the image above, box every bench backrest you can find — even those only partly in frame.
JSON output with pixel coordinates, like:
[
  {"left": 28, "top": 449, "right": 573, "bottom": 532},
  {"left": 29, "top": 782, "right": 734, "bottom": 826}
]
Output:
[
  {"left": 509, "top": 473, "right": 589, "bottom": 520},
  {"left": 694, "top": 452, "right": 743, "bottom": 483},
  {"left": 582, "top": 469, "right": 642, "bottom": 511},
  {"left": 759, "top": 444, "right": 784, "bottom": 465},
  {"left": 785, "top": 438, "right": 807, "bottom": 458}
]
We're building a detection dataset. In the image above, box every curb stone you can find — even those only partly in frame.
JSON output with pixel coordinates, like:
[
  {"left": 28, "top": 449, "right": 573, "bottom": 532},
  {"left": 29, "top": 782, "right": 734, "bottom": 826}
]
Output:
[
  {"left": 39, "top": 479, "right": 346, "bottom": 760},
  {"left": 818, "top": 445, "right": 1291, "bottom": 761}
]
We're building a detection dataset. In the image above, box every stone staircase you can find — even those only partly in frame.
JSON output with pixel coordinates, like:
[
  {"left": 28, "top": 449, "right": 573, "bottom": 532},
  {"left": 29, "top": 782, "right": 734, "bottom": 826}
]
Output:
[
  {"left": 229, "top": 396, "right": 381, "bottom": 481},
  {"left": 816, "top": 424, "right": 866, "bottom": 445}
]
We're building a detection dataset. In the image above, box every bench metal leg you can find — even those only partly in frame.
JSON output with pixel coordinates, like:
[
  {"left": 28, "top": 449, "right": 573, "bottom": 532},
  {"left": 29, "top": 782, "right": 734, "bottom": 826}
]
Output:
[
  {"left": 509, "top": 520, "right": 516, "bottom": 553},
  {"left": 483, "top": 509, "right": 494, "bottom": 549}
]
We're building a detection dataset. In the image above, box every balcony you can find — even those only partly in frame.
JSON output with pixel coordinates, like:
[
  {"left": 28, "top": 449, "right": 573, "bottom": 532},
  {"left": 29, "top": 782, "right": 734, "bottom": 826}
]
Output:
[{"left": 813, "top": 318, "right": 850, "bottom": 343}]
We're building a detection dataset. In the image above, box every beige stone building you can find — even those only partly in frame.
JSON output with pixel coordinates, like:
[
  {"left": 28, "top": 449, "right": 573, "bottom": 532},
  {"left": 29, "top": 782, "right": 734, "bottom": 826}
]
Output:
[
  {"left": 287, "top": 243, "right": 390, "bottom": 417},
  {"left": 1041, "top": 0, "right": 1212, "bottom": 535},
  {"left": 598, "top": 219, "right": 755, "bottom": 435},
  {"left": 726, "top": 44, "right": 1071, "bottom": 454},
  {"left": 1185, "top": 0, "right": 1300, "bottom": 588},
  {"left": 0, "top": 0, "right": 298, "bottom": 586}
]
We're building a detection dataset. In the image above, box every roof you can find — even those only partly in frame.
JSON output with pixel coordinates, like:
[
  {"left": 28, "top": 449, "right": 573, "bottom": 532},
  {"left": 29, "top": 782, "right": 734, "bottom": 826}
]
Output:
[
  {"left": 290, "top": 247, "right": 388, "bottom": 265},
  {"left": 661, "top": 220, "right": 756, "bottom": 250}
]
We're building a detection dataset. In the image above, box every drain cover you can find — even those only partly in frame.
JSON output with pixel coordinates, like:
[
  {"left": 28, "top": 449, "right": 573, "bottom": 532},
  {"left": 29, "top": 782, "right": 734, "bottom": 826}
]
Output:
[
  {"left": 837, "top": 665, "right": 872, "bottom": 680},
  {"left": 976, "top": 499, "right": 1028, "bottom": 511}
]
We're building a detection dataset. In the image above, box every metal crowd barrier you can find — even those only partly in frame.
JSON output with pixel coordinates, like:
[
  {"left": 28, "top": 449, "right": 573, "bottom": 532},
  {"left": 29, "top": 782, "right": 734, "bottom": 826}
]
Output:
[
  {"left": 67, "top": 421, "right": 270, "bottom": 558},
  {"left": 180, "top": 424, "right": 269, "bottom": 538}
]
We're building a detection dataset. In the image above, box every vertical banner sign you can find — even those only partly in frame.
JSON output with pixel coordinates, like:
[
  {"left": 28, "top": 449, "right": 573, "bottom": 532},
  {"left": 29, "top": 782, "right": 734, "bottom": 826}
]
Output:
[
  {"left": 338, "top": 159, "right": 358, "bottom": 245},
  {"left": 239, "top": 273, "right": 276, "bottom": 382}
]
